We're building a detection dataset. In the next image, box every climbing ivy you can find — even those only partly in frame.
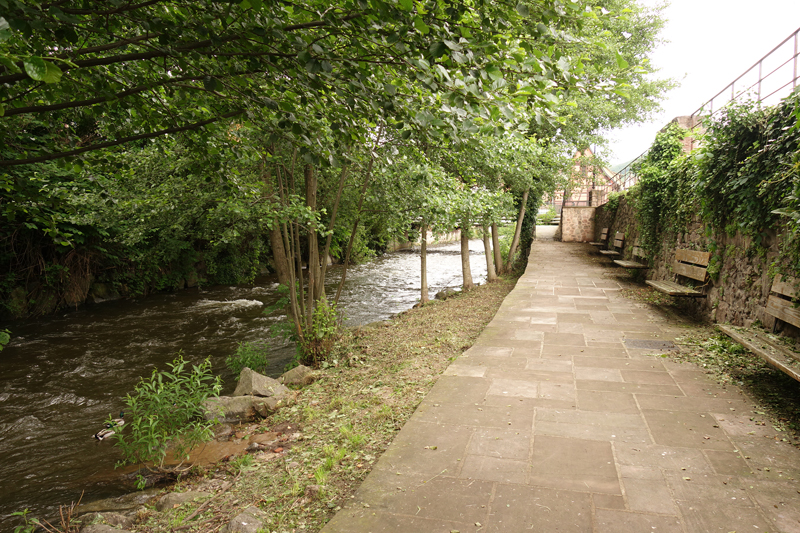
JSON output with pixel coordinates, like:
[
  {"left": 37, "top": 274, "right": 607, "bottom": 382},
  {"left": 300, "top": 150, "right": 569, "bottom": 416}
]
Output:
[
  {"left": 626, "top": 91, "right": 800, "bottom": 276},
  {"left": 629, "top": 123, "right": 687, "bottom": 258}
]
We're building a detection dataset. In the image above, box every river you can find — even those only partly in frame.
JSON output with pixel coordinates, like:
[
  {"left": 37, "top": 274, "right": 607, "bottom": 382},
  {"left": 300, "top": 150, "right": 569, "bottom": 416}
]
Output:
[{"left": 0, "top": 240, "right": 488, "bottom": 527}]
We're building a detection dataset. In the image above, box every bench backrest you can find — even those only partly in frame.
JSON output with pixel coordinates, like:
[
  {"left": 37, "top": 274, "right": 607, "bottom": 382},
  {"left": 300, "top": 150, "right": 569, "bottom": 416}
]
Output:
[
  {"left": 766, "top": 274, "right": 800, "bottom": 329},
  {"left": 673, "top": 249, "right": 710, "bottom": 282},
  {"left": 610, "top": 232, "right": 624, "bottom": 251},
  {"left": 599, "top": 228, "right": 609, "bottom": 242}
]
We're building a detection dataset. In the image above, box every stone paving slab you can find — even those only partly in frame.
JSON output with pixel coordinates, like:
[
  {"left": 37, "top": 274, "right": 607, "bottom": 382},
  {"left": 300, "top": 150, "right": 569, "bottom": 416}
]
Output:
[{"left": 322, "top": 239, "right": 800, "bottom": 532}]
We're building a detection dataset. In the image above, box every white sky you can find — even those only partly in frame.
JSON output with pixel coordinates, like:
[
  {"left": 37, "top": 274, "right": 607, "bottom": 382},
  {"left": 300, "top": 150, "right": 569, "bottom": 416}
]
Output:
[{"left": 602, "top": 0, "right": 800, "bottom": 167}]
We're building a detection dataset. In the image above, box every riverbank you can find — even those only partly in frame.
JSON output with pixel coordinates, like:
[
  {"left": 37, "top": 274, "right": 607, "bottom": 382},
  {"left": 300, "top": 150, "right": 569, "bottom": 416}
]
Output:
[{"left": 76, "top": 276, "right": 517, "bottom": 532}]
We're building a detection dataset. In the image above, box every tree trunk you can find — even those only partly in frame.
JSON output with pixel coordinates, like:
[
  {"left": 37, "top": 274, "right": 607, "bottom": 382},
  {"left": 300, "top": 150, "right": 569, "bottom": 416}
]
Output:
[
  {"left": 491, "top": 222, "right": 503, "bottom": 275},
  {"left": 262, "top": 166, "right": 291, "bottom": 286},
  {"left": 316, "top": 164, "right": 349, "bottom": 301},
  {"left": 506, "top": 187, "right": 529, "bottom": 271},
  {"left": 483, "top": 224, "right": 497, "bottom": 282},
  {"left": 420, "top": 221, "right": 429, "bottom": 304},
  {"left": 460, "top": 219, "right": 474, "bottom": 290},
  {"left": 269, "top": 226, "right": 290, "bottom": 285},
  {"left": 305, "top": 164, "right": 319, "bottom": 321}
]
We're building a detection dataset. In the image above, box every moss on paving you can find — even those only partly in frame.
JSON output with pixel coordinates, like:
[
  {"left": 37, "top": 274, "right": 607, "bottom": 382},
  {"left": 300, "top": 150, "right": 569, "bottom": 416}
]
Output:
[{"left": 132, "top": 277, "right": 517, "bottom": 533}]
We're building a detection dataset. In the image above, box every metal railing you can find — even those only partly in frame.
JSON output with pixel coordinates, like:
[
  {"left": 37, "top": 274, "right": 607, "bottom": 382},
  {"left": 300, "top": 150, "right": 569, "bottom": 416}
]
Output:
[{"left": 607, "top": 25, "right": 800, "bottom": 194}]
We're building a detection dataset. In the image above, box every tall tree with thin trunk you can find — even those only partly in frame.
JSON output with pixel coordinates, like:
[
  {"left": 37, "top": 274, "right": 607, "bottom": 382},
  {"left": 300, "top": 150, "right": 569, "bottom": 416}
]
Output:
[
  {"left": 460, "top": 218, "right": 474, "bottom": 290},
  {"left": 492, "top": 223, "right": 504, "bottom": 275},
  {"left": 420, "top": 220, "right": 429, "bottom": 304},
  {"left": 507, "top": 187, "right": 530, "bottom": 271},
  {"left": 482, "top": 225, "right": 498, "bottom": 282}
]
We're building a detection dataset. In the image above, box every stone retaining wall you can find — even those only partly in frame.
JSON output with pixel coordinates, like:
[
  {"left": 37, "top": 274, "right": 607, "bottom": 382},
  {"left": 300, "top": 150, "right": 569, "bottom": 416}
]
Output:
[
  {"left": 596, "top": 197, "right": 786, "bottom": 330},
  {"left": 560, "top": 207, "right": 596, "bottom": 242}
]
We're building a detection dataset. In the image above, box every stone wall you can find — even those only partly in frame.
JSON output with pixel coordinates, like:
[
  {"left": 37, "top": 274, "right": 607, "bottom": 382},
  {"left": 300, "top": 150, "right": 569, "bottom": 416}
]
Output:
[
  {"left": 560, "top": 207, "right": 596, "bottom": 242},
  {"left": 597, "top": 196, "right": 785, "bottom": 330}
]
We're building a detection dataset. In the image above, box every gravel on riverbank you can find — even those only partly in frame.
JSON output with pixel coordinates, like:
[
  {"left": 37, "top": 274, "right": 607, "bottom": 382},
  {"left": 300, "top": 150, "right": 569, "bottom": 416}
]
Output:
[{"left": 126, "top": 277, "right": 517, "bottom": 533}]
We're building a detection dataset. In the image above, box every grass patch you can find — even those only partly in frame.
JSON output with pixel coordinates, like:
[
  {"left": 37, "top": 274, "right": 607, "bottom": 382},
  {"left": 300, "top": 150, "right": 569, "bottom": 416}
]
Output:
[{"left": 130, "top": 276, "right": 517, "bottom": 532}]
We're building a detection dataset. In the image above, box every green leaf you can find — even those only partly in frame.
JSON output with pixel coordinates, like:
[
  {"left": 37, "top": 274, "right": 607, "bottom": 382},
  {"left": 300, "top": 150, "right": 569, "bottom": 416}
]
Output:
[
  {"left": 23, "top": 56, "right": 47, "bottom": 80},
  {"left": 398, "top": 0, "right": 413, "bottom": 11},
  {"left": 0, "top": 56, "right": 19, "bottom": 73},
  {"left": 0, "top": 18, "right": 9, "bottom": 31},
  {"left": 414, "top": 16, "right": 429, "bottom": 35},
  {"left": 516, "top": 2, "right": 530, "bottom": 17},
  {"left": 203, "top": 76, "right": 218, "bottom": 92},
  {"left": 615, "top": 52, "right": 629, "bottom": 70},
  {"left": 24, "top": 57, "right": 62, "bottom": 83},
  {"left": 485, "top": 65, "right": 503, "bottom": 81}
]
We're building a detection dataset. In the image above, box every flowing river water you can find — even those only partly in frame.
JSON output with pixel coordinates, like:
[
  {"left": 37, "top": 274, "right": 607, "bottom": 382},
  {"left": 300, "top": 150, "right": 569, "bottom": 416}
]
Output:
[{"left": 0, "top": 240, "right": 488, "bottom": 527}]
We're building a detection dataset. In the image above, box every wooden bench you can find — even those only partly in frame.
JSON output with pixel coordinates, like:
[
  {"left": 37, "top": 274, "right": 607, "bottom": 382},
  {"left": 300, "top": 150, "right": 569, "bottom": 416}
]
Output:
[
  {"left": 718, "top": 274, "right": 800, "bottom": 382},
  {"left": 613, "top": 240, "right": 648, "bottom": 269},
  {"left": 599, "top": 232, "right": 624, "bottom": 257},
  {"left": 645, "top": 249, "right": 710, "bottom": 298},
  {"left": 590, "top": 228, "right": 609, "bottom": 247}
]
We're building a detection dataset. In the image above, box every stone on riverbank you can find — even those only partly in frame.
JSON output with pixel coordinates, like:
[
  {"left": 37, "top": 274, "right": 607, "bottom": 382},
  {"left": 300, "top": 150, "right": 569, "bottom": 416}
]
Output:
[
  {"left": 80, "top": 525, "right": 131, "bottom": 533},
  {"left": 76, "top": 488, "right": 160, "bottom": 515},
  {"left": 434, "top": 288, "right": 458, "bottom": 300},
  {"left": 278, "top": 364, "right": 314, "bottom": 386},
  {"left": 155, "top": 490, "right": 210, "bottom": 512},
  {"left": 221, "top": 506, "right": 268, "bottom": 533},
  {"left": 204, "top": 393, "right": 295, "bottom": 423},
  {"left": 204, "top": 396, "right": 262, "bottom": 423},
  {"left": 233, "top": 367, "right": 289, "bottom": 398},
  {"left": 79, "top": 512, "right": 133, "bottom": 530}
]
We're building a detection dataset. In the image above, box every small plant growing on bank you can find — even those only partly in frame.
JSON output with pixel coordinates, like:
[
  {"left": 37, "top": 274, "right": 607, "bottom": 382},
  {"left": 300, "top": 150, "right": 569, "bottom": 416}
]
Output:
[
  {"left": 110, "top": 354, "right": 222, "bottom": 487},
  {"left": 267, "top": 285, "right": 344, "bottom": 368},
  {"left": 299, "top": 297, "right": 343, "bottom": 367},
  {"left": 225, "top": 341, "right": 271, "bottom": 378}
]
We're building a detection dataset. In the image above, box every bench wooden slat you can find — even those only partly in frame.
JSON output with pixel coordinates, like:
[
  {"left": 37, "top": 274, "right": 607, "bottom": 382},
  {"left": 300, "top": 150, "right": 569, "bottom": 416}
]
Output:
[
  {"left": 673, "top": 261, "right": 708, "bottom": 282},
  {"left": 766, "top": 294, "right": 800, "bottom": 329},
  {"left": 771, "top": 274, "right": 797, "bottom": 299},
  {"left": 717, "top": 324, "right": 800, "bottom": 382},
  {"left": 645, "top": 280, "right": 705, "bottom": 297},
  {"left": 590, "top": 228, "right": 609, "bottom": 247},
  {"left": 675, "top": 249, "right": 710, "bottom": 266},
  {"left": 600, "top": 250, "right": 620, "bottom": 256},
  {"left": 613, "top": 260, "right": 648, "bottom": 269}
]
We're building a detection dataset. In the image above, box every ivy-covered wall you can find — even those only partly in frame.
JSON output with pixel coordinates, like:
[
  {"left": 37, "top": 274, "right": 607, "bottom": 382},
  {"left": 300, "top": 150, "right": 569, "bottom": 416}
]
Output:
[
  {"left": 598, "top": 196, "right": 783, "bottom": 328},
  {"left": 597, "top": 93, "right": 800, "bottom": 332}
]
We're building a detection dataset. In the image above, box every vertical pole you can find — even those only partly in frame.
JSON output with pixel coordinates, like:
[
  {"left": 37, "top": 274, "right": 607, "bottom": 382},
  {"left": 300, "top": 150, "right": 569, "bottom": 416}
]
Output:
[
  {"left": 794, "top": 30, "right": 798, "bottom": 89},
  {"left": 758, "top": 60, "right": 763, "bottom": 100}
]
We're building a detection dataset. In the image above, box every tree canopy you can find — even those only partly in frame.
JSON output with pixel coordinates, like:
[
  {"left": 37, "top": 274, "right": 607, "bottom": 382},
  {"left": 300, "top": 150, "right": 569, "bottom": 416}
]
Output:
[{"left": 0, "top": 0, "right": 671, "bottom": 320}]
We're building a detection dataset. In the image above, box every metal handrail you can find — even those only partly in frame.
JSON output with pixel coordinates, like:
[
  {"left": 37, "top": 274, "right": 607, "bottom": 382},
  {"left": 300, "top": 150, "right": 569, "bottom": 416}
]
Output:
[{"left": 607, "top": 25, "right": 800, "bottom": 194}]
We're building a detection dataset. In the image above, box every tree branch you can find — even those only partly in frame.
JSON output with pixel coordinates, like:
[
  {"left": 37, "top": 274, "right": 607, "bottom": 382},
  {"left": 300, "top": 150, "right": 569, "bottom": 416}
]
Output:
[{"left": 0, "top": 110, "right": 244, "bottom": 167}]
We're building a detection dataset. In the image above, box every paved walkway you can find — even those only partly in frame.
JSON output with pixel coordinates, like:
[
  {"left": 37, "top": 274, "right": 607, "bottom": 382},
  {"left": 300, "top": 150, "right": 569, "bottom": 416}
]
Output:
[{"left": 323, "top": 239, "right": 800, "bottom": 532}]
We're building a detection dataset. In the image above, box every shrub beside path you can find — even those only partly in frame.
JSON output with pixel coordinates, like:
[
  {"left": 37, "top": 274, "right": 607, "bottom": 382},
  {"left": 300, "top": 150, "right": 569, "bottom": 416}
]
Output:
[{"left": 323, "top": 238, "right": 800, "bottom": 532}]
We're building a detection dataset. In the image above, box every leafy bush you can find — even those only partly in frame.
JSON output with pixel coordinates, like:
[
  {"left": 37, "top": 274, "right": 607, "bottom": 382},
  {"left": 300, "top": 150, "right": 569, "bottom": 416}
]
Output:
[
  {"left": 111, "top": 354, "right": 222, "bottom": 484},
  {"left": 0, "top": 329, "right": 9, "bottom": 351},
  {"left": 226, "top": 341, "right": 271, "bottom": 378},
  {"left": 298, "top": 298, "right": 343, "bottom": 368},
  {"left": 538, "top": 206, "right": 557, "bottom": 224},
  {"left": 605, "top": 191, "right": 624, "bottom": 212}
]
